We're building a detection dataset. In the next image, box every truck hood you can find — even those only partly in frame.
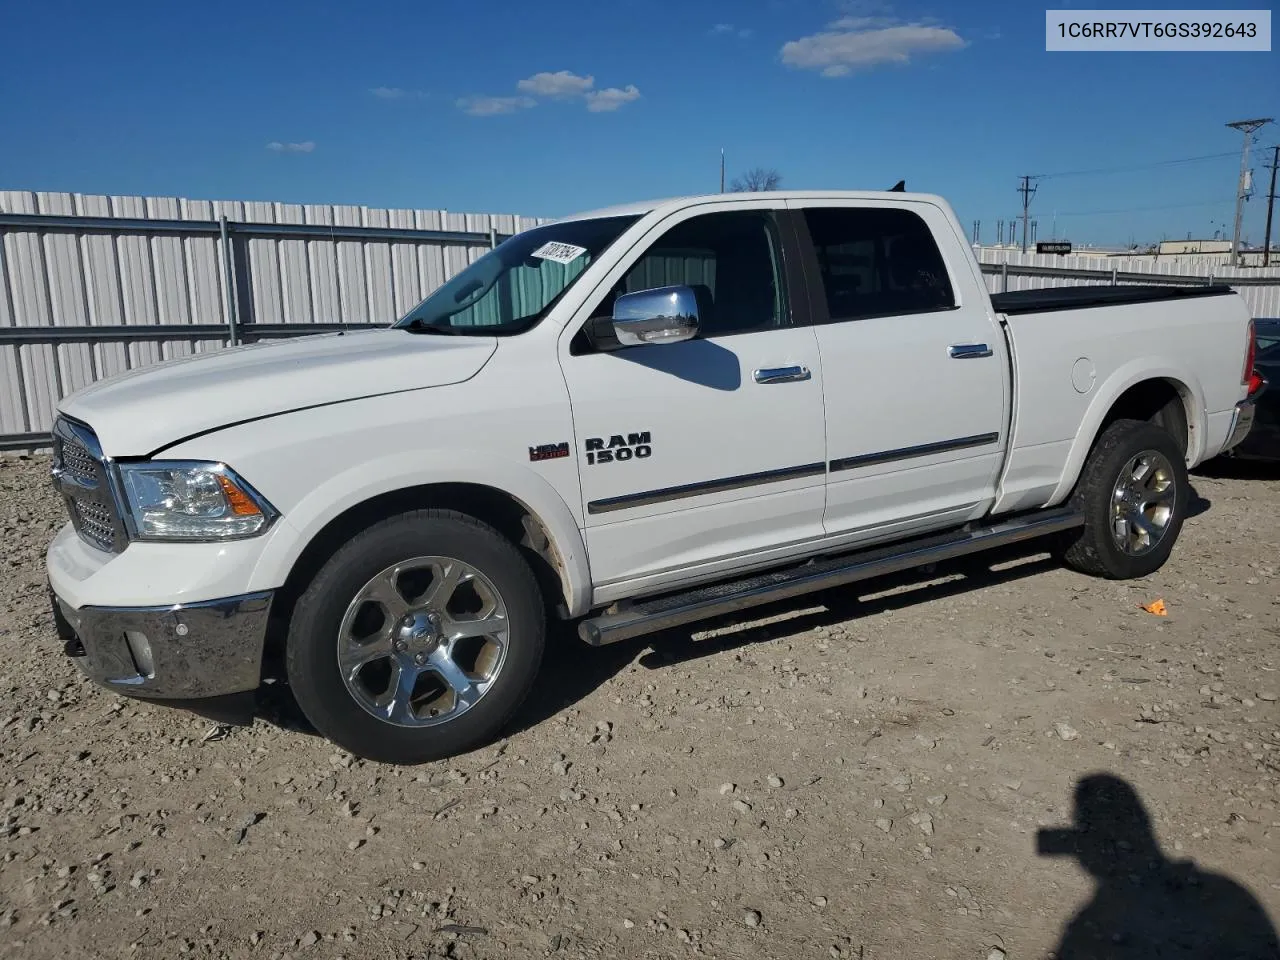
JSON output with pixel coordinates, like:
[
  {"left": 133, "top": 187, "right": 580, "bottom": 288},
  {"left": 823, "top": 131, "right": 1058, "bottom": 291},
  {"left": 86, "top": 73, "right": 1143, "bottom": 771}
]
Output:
[{"left": 59, "top": 328, "right": 498, "bottom": 455}]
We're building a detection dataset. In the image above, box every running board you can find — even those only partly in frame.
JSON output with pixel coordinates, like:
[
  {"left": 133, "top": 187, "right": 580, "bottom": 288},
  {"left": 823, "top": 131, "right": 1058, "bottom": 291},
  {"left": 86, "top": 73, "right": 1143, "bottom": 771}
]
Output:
[{"left": 578, "top": 507, "right": 1083, "bottom": 646}]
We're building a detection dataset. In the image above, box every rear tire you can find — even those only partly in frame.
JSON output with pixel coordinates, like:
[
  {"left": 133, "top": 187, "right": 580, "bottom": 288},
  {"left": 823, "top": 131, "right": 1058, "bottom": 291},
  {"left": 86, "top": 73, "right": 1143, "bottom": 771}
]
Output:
[
  {"left": 1058, "top": 419, "right": 1189, "bottom": 579},
  {"left": 285, "top": 510, "right": 545, "bottom": 765}
]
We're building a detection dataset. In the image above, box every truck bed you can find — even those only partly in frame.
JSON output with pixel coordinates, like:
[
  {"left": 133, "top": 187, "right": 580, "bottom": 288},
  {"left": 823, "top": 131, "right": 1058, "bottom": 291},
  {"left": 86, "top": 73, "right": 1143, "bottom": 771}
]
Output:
[{"left": 991, "top": 283, "right": 1235, "bottom": 316}]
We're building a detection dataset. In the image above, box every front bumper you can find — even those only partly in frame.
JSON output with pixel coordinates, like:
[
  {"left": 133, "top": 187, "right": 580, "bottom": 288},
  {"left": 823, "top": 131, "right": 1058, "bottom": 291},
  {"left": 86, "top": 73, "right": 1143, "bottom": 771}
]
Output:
[{"left": 51, "top": 588, "right": 273, "bottom": 699}]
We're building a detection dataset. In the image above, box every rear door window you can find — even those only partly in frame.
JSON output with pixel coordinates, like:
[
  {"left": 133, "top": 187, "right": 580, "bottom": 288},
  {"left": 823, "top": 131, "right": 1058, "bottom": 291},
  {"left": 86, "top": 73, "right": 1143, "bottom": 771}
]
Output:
[{"left": 803, "top": 207, "right": 955, "bottom": 323}]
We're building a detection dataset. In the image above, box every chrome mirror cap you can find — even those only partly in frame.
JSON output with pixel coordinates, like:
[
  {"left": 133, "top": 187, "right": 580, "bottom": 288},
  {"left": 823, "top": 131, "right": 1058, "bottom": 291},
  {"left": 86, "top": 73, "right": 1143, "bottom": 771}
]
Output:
[{"left": 612, "top": 285, "right": 700, "bottom": 346}]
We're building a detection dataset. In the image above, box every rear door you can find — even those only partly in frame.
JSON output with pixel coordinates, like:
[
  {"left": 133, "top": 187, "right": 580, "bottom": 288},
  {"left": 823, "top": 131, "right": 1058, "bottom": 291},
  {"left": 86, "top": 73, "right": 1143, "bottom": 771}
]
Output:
[
  {"left": 558, "top": 202, "right": 827, "bottom": 594},
  {"left": 787, "top": 199, "right": 1009, "bottom": 543}
]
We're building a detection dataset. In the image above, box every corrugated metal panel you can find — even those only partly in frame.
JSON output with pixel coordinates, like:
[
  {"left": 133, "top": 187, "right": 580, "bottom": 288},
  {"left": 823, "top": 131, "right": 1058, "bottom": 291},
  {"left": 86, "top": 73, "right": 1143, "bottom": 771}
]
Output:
[
  {"left": 333, "top": 204, "right": 369, "bottom": 324},
  {"left": 0, "top": 191, "right": 539, "bottom": 440},
  {"left": 3, "top": 192, "right": 60, "bottom": 435},
  {"left": 245, "top": 200, "right": 283, "bottom": 329},
  {"left": 37, "top": 193, "right": 98, "bottom": 399},
  {"left": 276, "top": 203, "right": 311, "bottom": 325},
  {"left": 180, "top": 198, "right": 225, "bottom": 329},
  {"left": 0, "top": 220, "right": 24, "bottom": 432},
  {"left": 304, "top": 204, "right": 342, "bottom": 325},
  {"left": 389, "top": 208, "right": 424, "bottom": 317},
  {"left": 363, "top": 206, "right": 395, "bottom": 324},
  {"left": 111, "top": 194, "right": 161, "bottom": 370}
]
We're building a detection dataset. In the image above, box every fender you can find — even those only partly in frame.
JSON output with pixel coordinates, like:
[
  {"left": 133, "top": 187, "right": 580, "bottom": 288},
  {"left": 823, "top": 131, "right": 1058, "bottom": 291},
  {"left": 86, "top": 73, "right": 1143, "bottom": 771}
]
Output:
[
  {"left": 1045, "top": 359, "right": 1204, "bottom": 507},
  {"left": 247, "top": 450, "right": 593, "bottom": 618}
]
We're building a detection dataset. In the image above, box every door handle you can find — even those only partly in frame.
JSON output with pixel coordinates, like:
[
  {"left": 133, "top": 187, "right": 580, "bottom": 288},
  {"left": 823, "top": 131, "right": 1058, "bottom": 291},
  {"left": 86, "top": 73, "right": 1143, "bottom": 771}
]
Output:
[
  {"left": 753, "top": 365, "right": 812, "bottom": 384},
  {"left": 948, "top": 343, "right": 993, "bottom": 359}
]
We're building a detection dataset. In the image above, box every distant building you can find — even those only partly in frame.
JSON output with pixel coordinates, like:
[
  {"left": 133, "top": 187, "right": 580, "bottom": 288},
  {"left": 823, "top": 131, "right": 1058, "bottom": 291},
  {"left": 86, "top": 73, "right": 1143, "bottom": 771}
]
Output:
[{"left": 1158, "top": 239, "right": 1233, "bottom": 255}]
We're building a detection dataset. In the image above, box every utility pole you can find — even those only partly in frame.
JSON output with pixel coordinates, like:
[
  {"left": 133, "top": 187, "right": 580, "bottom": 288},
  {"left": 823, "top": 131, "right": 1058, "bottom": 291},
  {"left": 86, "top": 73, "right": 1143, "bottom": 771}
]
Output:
[
  {"left": 1226, "top": 118, "right": 1272, "bottom": 266},
  {"left": 1264, "top": 144, "right": 1278, "bottom": 268},
  {"left": 1018, "top": 175, "right": 1039, "bottom": 254},
  {"left": 719, "top": 149, "right": 725, "bottom": 193}
]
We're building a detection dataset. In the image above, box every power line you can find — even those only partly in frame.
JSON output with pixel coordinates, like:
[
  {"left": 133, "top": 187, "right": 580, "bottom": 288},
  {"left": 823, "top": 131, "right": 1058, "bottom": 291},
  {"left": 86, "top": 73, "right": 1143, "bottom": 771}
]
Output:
[{"left": 1035, "top": 151, "right": 1239, "bottom": 180}]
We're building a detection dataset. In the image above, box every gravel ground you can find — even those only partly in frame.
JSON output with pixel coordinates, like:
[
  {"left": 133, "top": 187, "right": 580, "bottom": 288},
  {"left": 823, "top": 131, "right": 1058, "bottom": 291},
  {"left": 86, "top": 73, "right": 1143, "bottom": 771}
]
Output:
[{"left": 2, "top": 453, "right": 1278, "bottom": 959}]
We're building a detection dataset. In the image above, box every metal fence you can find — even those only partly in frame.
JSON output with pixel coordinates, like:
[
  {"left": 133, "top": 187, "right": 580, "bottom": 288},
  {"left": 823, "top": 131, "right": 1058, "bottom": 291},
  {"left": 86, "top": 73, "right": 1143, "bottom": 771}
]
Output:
[
  {"left": 0, "top": 190, "right": 546, "bottom": 449},
  {"left": 972, "top": 246, "right": 1280, "bottom": 317},
  {"left": 3, "top": 190, "right": 1280, "bottom": 451}
]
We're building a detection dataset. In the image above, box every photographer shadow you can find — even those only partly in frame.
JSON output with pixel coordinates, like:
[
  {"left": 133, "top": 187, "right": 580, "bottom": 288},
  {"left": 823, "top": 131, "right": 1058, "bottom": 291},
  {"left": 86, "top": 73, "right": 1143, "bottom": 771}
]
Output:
[{"left": 1040, "top": 773, "right": 1279, "bottom": 958}]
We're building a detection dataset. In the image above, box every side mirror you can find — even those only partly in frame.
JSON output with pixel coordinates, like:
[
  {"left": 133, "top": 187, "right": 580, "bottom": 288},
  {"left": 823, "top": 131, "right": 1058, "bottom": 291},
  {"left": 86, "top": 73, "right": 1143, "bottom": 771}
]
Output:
[{"left": 612, "top": 285, "right": 699, "bottom": 346}]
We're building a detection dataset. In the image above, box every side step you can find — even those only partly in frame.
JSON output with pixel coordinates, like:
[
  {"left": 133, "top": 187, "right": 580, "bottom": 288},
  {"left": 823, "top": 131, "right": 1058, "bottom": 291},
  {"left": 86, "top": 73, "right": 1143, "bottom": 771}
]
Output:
[{"left": 578, "top": 507, "right": 1082, "bottom": 646}]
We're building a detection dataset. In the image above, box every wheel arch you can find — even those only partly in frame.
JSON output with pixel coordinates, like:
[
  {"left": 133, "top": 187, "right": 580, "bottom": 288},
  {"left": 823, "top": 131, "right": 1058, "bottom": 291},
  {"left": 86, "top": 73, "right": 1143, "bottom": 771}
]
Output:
[
  {"left": 249, "top": 455, "right": 592, "bottom": 675},
  {"left": 1048, "top": 364, "right": 1204, "bottom": 507},
  {"left": 257, "top": 476, "right": 588, "bottom": 680}
]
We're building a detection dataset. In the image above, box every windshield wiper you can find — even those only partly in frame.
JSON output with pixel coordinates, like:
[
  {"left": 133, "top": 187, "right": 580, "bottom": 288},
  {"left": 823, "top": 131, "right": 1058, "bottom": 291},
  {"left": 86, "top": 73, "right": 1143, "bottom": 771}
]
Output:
[{"left": 401, "top": 318, "right": 463, "bottom": 335}]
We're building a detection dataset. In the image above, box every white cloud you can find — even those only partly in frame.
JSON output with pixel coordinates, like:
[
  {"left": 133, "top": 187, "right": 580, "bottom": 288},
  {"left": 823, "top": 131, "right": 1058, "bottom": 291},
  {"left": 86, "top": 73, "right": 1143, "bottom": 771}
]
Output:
[
  {"left": 584, "top": 84, "right": 641, "bottom": 112},
  {"left": 711, "top": 23, "right": 752, "bottom": 38},
  {"left": 266, "top": 141, "right": 315, "bottom": 153},
  {"left": 516, "top": 70, "right": 595, "bottom": 98},
  {"left": 456, "top": 95, "right": 537, "bottom": 116},
  {"left": 464, "top": 72, "right": 639, "bottom": 115},
  {"left": 828, "top": 15, "right": 899, "bottom": 30},
  {"left": 370, "top": 86, "right": 428, "bottom": 100},
  {"left": 781, "top": 12, "right": 965, "bottom": 75}
]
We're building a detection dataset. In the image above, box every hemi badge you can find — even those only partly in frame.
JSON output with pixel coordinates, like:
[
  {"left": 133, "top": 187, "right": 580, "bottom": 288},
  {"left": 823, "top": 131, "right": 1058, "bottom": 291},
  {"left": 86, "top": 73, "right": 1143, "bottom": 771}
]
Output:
[{"left": 529, "top": 442, "right": 570, "bottom": 462}]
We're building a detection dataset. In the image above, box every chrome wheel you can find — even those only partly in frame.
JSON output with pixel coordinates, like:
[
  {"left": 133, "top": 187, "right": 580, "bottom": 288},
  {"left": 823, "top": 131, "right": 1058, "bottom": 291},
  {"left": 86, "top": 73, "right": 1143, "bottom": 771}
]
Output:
[
  {"left": 337, "top": 556, "right": 509, "bottom": 727},
  {"left": 1110, "top": 450, "right": 1177, "bottom": 557}
]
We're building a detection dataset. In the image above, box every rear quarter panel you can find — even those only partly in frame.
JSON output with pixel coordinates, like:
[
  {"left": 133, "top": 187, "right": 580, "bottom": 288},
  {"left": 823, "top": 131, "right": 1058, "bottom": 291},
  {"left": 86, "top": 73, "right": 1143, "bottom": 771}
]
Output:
[{"left": 994, "top": 291, "right": 1251, "bottom": 513}]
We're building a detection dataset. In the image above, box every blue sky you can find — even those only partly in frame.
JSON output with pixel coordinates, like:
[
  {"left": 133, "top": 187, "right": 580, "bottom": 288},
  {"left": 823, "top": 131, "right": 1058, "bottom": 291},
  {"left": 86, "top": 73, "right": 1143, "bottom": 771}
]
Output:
[{"left": 1, "top": 0, "right": 1275, "bottom": 245}]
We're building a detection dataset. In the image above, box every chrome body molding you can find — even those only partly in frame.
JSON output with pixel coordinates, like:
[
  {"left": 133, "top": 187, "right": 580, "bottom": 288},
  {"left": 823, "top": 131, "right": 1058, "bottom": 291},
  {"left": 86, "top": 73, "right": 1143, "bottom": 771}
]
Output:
[
  {"left": 587, "top": 462, "right": 826, "bottom": 515},
  {"left": 587, "top": 432, "right": 1003, "bottom": 515},
  {"left": 829, "top": 433, "right": 1000, "bottom": 473}
]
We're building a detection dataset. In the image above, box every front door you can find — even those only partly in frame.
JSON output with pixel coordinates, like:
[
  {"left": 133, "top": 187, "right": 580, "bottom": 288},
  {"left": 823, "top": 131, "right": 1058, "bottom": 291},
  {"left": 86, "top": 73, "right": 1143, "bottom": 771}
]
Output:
[
  {"left": 559, "top": 203, "right": 827, "bottom": 595},
  {"left": 789, "top": 200, "right": 1009, "bottom": 544}
]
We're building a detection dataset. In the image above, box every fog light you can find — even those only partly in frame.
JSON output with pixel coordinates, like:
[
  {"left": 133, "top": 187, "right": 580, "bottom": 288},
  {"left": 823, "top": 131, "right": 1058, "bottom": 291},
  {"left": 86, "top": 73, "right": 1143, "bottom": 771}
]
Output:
[{"left": 124, "top": 630, "right": 155, "bottom": 678}]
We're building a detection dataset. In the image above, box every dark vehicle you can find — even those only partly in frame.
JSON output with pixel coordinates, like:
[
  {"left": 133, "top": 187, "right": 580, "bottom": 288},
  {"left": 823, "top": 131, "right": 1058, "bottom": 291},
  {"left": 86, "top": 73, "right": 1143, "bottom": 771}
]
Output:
[{"left": 1225, "top": 318, "right": 1279, "bottom": 461}]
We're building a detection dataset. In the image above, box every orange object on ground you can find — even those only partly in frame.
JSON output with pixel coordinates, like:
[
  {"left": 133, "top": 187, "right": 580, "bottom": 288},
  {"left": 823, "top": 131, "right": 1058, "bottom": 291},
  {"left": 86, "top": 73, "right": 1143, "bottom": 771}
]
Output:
[{"left": 1139, "top": 599, "right": 1168, "bottom": 616}]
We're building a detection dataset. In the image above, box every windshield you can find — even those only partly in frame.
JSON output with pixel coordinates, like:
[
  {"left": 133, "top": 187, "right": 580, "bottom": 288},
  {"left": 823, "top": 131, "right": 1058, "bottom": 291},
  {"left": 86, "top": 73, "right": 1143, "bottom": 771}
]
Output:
[{"left": 394, "top": 214, "right": 640, "bottom": 335}]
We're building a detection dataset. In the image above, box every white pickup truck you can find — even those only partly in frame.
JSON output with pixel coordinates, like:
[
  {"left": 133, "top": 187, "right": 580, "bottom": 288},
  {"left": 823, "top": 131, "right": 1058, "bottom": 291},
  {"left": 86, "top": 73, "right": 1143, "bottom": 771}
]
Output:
[{"left": 46, "top": 190, "right": 1259, "bottom": 764}]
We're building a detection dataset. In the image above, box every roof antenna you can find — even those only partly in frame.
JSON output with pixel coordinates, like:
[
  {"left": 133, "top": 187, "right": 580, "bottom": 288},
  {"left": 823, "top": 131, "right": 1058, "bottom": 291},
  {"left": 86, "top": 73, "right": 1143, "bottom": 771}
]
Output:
[{"left": 889, "top": 180, "right": 906, "bottom": 192}]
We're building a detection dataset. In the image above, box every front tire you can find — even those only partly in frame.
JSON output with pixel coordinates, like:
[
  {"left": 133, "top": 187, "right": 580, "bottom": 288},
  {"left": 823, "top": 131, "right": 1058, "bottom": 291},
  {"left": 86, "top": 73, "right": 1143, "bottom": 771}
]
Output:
[
  {"left": 1059, "top": 419, "right": 1189, "bottom": 579},
  {"left": 286, "top": 510, "right": 545, "bottom": 765}
]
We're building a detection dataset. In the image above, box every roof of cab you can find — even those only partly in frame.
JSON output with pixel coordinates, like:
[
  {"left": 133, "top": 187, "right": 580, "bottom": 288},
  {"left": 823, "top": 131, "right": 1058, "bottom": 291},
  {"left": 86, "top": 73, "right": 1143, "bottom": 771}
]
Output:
[{"left": 553, "top": 190, "right": 945, "bottom": 223}]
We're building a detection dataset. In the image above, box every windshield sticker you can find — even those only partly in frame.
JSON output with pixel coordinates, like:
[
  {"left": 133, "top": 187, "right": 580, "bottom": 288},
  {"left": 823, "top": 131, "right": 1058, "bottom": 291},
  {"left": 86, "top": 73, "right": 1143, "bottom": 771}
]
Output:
[{"left": 531, "top": 241, "right": 588, "bottom": 265}]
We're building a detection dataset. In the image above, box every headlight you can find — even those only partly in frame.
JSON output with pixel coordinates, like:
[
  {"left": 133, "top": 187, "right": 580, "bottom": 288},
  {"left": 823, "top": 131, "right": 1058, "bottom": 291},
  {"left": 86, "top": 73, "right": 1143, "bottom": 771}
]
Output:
[{"left": 118, "top": 462, "right": 277, "bottom": 541}]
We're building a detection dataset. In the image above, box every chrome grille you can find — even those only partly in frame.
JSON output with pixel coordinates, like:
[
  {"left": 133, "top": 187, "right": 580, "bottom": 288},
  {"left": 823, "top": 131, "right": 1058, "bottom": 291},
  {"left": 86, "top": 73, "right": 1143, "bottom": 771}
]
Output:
[
  {"left": 71, "top": 498, "right": 116, "bottom": 551},
  {"left": 51, "top": 416, "right": 126, "bottom": 553},
  {"left": 60, "top": 441, "right": 99, "bottom": 486}
]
